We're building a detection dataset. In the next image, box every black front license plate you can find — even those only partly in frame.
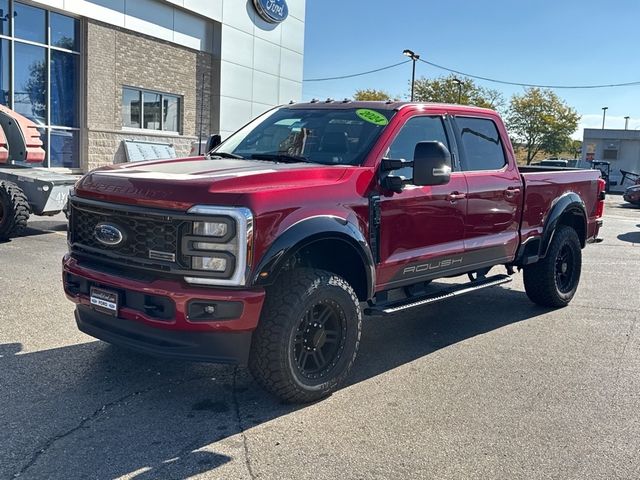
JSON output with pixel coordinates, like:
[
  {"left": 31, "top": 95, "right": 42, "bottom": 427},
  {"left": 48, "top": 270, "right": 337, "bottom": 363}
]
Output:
[{"left": 90, "top": 287, "right": 119, "bottom": 317}]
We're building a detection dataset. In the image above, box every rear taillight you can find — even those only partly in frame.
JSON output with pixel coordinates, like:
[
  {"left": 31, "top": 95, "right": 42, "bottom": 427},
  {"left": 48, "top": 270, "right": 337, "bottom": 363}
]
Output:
[{"left": 596, "top": 177, "right": 606, "bottom": 218}]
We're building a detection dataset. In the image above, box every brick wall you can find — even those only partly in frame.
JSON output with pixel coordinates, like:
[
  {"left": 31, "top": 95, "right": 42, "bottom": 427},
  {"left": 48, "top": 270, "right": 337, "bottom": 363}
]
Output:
[{"left": 85, "top": 20, "right": 214, "bottom": 171}]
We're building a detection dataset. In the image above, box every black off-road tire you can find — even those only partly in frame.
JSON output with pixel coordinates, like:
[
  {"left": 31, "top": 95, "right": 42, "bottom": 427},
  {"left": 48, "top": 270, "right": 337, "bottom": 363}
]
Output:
[
  {"left": 0, "top": 181, "right": 30, "bottom": 241},
  {"left": 523, "top": 226, "right": 582, "bottom": 308},
  {"left": 249, "top": 268, "right": 362, "bottom": 403}
]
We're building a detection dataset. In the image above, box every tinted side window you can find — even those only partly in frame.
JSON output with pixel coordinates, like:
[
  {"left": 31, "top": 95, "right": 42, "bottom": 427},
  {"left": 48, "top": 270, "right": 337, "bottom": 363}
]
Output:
[
  {"left": 386, "top": 116, "right": 449, "bottom": 178},
  {"left": 457, "top": 117, "right": 506, "bottom": 171}
]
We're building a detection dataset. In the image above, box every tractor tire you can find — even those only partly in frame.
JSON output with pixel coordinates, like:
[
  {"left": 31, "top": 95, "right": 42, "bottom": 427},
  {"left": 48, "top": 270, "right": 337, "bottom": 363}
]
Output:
[
  {"left": 249, "top": 268, "right": 362, "bottom": 403},
  {"left": 0, "top": 181, "right": 30, "bottom": 241},
  {"left": 523, "top": 226, "right": 582, "bottom": 308}
]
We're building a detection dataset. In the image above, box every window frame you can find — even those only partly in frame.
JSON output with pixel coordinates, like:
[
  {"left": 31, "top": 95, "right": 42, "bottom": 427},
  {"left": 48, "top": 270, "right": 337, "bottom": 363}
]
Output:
[
  {"left": 453, "top": 115, "right": 509, "bottom": 173},
  {"left": 0, "top": 0, "right": 82, "bottom": 169},
  {"left": 121, "top": 86, "right": 182, "bottom": 134}
]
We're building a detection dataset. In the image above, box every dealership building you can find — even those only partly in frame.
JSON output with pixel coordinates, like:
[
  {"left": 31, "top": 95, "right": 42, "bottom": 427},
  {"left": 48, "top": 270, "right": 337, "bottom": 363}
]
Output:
[
  {"left": 583, "top": 128, "right": 640, "bottom": 191},
  {"left": 0, "top": 0, "right": 305, "bottom": 171}
]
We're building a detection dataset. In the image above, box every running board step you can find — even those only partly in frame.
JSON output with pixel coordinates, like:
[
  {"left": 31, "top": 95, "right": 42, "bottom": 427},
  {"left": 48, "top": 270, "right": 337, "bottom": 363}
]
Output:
[{"left": 365, "top": 274, "right": 513, "bottom": 316}]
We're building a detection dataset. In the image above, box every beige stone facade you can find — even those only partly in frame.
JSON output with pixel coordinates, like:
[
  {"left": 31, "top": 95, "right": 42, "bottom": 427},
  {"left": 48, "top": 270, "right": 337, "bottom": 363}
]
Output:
[{"left": 84, "top": 20, "right": 214, "bottom": 171}]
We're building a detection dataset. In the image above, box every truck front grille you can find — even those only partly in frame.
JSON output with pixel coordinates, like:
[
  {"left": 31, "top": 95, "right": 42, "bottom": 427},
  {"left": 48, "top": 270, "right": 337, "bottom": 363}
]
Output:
[{"left": 69, "top": 199, "right": 188, "bottom": 271}]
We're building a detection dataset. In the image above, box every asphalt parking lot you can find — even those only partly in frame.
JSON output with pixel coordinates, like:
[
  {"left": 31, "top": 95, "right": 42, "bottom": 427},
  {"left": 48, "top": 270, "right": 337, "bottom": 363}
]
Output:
[{"left": 1, "top": 197, "right": 639, "bottom": 480}]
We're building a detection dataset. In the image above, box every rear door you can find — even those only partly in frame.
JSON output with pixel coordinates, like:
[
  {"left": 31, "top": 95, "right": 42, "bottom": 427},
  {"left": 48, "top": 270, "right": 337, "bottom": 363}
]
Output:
[
  {"left": 453, "top": 116, "right": 523, "bottom": 265},
  {"left": 376, "top": 113, "right": 469, "bottom": 290}
]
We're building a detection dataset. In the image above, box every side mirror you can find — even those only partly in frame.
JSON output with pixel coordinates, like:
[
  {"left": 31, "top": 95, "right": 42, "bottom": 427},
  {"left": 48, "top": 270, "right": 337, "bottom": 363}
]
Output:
[
  {"left": 413, "top": 141, "right": 452, "bottom": 186},
  {"left": 206, "top": 134, "right": 222, "bottom": 153}
]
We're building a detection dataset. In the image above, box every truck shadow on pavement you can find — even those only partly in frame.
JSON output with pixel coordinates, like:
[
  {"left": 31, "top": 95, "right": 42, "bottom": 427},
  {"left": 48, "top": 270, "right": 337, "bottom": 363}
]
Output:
[{"left": 1, "top": 286, "right": 551, "bottom": 479}]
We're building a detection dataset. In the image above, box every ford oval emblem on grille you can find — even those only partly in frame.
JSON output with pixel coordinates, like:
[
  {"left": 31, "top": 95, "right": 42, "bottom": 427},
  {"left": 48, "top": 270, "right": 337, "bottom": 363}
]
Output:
[{"left": 94, "top": 223, "right": 124, "bottom": 246}]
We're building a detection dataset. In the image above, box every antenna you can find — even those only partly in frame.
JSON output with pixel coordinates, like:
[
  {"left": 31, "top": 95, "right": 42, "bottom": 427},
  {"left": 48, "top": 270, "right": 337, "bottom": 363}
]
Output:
[{"left": 198, "top": 72, "right": 205, "bottom": 155}]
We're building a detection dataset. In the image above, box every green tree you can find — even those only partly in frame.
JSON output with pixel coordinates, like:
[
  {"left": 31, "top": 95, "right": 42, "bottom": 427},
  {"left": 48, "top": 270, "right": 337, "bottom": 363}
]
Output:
[
  {"left": 569, "top": 139, "right": 582, "bottom": 159},
  {"left": 353, "top": 88, "right": 393, "bottom": 101},
  {"left": 412, "top": 74, "right": 504, "bottom": 110},
  {"left": 506, "top": 88, "right": 580, "bottom": 164}
]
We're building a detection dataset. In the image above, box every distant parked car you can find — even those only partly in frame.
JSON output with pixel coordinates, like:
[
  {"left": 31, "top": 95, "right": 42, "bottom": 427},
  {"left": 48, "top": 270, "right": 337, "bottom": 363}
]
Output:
[
  {"left": 623, "top": 184, "right": 640, "bottom": 206},
  {"left": 537, "top": 159, "right": 569, "bottom": 167},
  {"left": 189, "top": 139, "right": 208, "bottom": 156}
]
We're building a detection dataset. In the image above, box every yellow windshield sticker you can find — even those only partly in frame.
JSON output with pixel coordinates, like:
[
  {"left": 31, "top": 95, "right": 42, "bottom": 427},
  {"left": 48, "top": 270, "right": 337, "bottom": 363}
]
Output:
[{"left": 356, "top": 109, "right": 389, "bottom": 126}]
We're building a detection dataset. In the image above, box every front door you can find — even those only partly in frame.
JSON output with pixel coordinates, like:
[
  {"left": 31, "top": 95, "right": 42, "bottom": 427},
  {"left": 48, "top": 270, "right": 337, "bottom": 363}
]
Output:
[{"left": 376, "top": 114, "right": 469, "bottom": 290}]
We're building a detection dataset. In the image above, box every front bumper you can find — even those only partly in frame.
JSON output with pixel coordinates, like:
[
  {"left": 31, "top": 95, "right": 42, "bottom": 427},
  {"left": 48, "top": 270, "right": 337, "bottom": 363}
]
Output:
[
  {"left": 63, "top": 255, "right": 266, "bottom": 364},
  {"left": 75, "top": 306, "right": 252, "bottom": 363}
]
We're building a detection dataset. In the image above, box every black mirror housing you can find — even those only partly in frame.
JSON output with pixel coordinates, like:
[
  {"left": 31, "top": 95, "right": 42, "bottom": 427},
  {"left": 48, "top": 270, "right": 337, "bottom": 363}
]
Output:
[
  {"left": 413, "top": 141, "right": 452, "bottom": 186},
  {"left": 206, "top": 134, "right": 222, "bottom": 153}
]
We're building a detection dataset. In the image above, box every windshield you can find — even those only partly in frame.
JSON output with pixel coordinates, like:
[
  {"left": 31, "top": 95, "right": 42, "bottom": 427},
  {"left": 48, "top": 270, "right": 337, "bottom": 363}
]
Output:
[{"left": 213, "top": 107, "right": 395, "bottom": 165}]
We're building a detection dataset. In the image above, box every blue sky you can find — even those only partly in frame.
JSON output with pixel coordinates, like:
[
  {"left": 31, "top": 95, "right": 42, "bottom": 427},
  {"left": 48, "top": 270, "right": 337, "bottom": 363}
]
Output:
[{"left": 302, "top": 0, "right": 640, "bottom": 138}]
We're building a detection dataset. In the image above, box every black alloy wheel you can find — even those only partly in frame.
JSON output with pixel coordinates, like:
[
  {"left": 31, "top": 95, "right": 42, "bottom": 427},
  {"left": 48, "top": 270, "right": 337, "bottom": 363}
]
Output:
[
  {"left": 554, "top": 244, "right": 576, "bottom": 294},
  {"left": 293, "top": 301, "right": 347, "bottom": 380}
]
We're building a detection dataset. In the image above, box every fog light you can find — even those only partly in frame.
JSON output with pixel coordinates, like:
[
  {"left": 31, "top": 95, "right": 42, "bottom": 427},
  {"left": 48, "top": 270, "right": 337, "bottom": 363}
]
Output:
[
  {"left": 193, "top": 221, "right": 228, "bottom": 237},
  {"left": 192, "top": 256, "right": 228, "bottom": 272}
]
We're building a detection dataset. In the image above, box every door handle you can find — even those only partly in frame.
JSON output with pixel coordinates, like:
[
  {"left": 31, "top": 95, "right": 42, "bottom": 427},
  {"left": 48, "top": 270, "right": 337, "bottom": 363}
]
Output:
[
  {"left": 504, "top": 187, "right": 521, "bottom": 198},
  {"left": 447, "top": 192, "right": 466, "bottom": 203}
]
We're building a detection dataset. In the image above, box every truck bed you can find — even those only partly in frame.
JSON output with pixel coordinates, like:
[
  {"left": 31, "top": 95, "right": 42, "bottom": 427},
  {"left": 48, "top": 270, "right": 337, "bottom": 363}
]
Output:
[{"left": 520, "top": 168, "right": 602, "bottom": 244}]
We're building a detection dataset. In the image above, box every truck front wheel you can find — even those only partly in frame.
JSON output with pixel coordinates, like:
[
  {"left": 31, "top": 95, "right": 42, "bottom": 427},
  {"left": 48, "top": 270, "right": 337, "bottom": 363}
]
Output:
[
  {"left": 523, "top": 225, "right": 582, "bottom": 308},
  {"left": 0, "top": 181, "right": 30, "bottom": 241},
  {"left": 249, "top": 268, "right": 362, "bottom": 403}
]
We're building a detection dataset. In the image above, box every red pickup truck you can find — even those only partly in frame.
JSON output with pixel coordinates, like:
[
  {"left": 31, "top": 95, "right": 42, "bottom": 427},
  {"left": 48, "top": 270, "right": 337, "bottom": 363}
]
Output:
[{"left": 63, "top": 102, "right": 605, "bottom": 403}]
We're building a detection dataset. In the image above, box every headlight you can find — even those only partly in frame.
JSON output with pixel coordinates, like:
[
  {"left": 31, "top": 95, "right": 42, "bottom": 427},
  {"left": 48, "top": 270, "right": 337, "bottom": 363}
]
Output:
[
  {"left": 193, "top": 221, "right": 231, "bottom": 238},
  {"left": 192, "top": 254, "right": 231, "bottom": 272},
  {"left": 183, "top": 206, "right": 253, "bottom": 287}
]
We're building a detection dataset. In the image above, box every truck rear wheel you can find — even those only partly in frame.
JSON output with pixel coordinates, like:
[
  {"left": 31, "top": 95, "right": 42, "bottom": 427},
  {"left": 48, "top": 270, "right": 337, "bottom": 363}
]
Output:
[
  {"left": 249, "top": 268, "right": 362, "bottom": 403},
  {"left": 523, "top": 226, "right": 582, "bottom": 308},
  {"left": 0, "top": 181, "right": 29, "bottom": 241}
]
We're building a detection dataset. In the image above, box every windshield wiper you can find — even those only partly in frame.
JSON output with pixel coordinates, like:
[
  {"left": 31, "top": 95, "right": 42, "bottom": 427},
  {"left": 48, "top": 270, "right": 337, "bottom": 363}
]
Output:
[
  {"left": 250, "top": 153, "right": 311, "bottom": 164},
  {"left": 207, "top": 152, "right": 244, "bottom": 159}
]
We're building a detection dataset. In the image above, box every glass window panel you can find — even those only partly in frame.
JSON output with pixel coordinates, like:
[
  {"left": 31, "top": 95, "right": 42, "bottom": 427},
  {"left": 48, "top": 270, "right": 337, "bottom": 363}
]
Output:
[
  {"left": 0, "top": 0, "right": 10, "bottom": 37},
  {"left": 162, "top": 95, "right": 179, "bottom": 132},
  {"left": 14, "top": 43, "right": 46, "bottom": 124},
  {"left": 457, "top": 117, "right": 506, "bottom": 171},
  {"left": 51, "top": 12, "right": 79, "bottom": 50},
  {"left": 143, "top": 92, "right": 161, "bottom": 130},
  {"left": 0, "top": 39, "right": 8, "bottom": 106},
  {"left": 14, "top": 2, "right": 46, "bottom": 44},
  {"left": 49, "top": 129, "right": 79, "bottom": 168},
  {"left": 51, "top": 50, "right": 79, "bottom": 127},
  {"left": 387, "top": 116, "right": 449, "bottom": 178},
  {"left": 122, "top": 88, "right": 141, "bottom": 128}
]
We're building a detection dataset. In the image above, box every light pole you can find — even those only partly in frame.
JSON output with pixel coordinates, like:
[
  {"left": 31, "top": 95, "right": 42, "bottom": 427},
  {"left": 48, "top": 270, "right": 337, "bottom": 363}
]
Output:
[
  {"left": 602, "top": 106, "right": 608, "bottom": 129},
  {"left": 452, "top": 77, "right": 462, "bottom": 104},
  {"left": 625, "top": 116, "right": 630, "bottom": 130},
  {"left": 403, "top": 49, "right": 420, "bottom": 102}
]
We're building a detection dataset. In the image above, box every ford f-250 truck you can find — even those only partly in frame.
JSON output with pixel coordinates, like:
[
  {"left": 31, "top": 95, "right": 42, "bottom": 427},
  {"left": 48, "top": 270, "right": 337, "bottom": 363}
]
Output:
[{"left": 63, "top": 102, "right": 605, "bottom": 403}]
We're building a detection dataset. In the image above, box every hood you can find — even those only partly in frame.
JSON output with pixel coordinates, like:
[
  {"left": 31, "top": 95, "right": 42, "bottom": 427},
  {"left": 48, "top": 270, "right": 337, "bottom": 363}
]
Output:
[{"left": 75, "top": 157, "right": 350, "bottom": 210}]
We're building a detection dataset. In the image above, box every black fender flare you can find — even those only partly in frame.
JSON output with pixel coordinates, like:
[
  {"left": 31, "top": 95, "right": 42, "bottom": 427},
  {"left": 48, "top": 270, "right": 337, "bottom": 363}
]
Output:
[
  {"left": 540, "top": 192, "right": 587, "bottom": 257},
  {"left": 251, "top": 216, "right": 376, "bottom": 300}
]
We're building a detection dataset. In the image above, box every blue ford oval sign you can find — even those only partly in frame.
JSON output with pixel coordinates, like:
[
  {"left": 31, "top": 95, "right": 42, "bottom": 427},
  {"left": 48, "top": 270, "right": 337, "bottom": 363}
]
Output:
[
  {"left": 253, "top": 0, "right": 288, "bottom": 24},
  {"left": 94, "top": 223, "right": 124, "bottom": 246}
]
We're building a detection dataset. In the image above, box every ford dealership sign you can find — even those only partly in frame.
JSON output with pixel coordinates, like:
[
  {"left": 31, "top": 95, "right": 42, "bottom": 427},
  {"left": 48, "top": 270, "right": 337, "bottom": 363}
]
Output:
[{"left": 253, "top": 0, "right": 288, "bottom": 24}]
